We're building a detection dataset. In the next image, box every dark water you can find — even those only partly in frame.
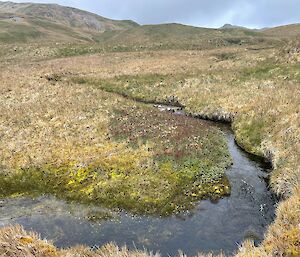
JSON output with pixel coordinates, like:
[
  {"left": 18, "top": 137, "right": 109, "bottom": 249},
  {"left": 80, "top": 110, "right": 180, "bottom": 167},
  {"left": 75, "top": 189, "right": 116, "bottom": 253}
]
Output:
[{"left": 0, "top": 110, "right": 277, "bottom": 257}]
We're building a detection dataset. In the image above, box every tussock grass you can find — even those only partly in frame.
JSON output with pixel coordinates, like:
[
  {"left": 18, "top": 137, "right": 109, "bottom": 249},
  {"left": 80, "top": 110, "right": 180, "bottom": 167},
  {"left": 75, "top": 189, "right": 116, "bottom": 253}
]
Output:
[
  {"left": 0, "top": 57, "right": 231, "bottom": 216},
  {"left": 0, "top": 225, "right": 58, "bottom": 257},
  {"left": 0, "top": 39, "right": 299, "bottom": 256},
  {"left": 57, "top": 43, "right": 299, "bottom": 256}
]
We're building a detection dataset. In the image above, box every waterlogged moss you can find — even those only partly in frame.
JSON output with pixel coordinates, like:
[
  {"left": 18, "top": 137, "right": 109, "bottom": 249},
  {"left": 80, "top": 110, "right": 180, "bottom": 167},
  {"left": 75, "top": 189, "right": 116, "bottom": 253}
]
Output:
[
  {"left": 110, "top": 103, "right": 232, "bottom": 213},
  {"left": 0, "top": 163, "right": 230, "bottom": 216},
  {"left": 110, "top": 103, "right": 231, "bottom": 169},
  {"left": 0, "top": 102, "right": 231, "bottom": 216}
]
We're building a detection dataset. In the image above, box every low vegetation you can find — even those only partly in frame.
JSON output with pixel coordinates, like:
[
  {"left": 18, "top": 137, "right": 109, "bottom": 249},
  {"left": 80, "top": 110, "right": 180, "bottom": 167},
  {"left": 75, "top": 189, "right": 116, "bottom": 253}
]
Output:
[
  {"left": 62, "top": 43, "right": 299, "bottom": 256},
  {"left": 0, "top": 40, "right": 299, "bottom": 255},
  {"left": 70, "top": 55, "right": 299, "bottom": 195},
  {"left": 0, "top": 3, "right": 299, "bottom": 255},
  {"left": 0, "top": 63, "right": 231, "bottom": 216}
]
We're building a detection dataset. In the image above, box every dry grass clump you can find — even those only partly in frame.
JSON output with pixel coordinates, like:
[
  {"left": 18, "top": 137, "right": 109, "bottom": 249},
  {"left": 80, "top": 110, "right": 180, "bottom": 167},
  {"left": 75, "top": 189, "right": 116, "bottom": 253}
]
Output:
[
  {"left": 278, "top": 37, "right": 300, "bottom": 63},
  {"left": 0, "top": 225, "right": 228, "bottom": 257},
  {"left": 261, "top": 189, "right": 300, "bottom": 256},
  {"left": 74, "top": 243, "right": 160, "bottom": 257},
  {"left": 0, "top": 225, "right": 58, "bottom": 257}
]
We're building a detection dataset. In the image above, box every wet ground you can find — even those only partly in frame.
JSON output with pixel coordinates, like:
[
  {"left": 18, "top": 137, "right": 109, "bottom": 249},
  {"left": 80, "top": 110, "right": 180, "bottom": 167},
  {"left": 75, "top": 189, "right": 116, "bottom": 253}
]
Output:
[{"left": 0, "top": 106, "right": 277, "bottom": 256}]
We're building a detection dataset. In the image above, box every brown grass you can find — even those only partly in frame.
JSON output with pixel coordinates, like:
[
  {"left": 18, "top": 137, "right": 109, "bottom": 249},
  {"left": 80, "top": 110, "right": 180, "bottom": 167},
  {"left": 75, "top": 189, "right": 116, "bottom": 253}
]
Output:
[
  {"left": 0, "top": 40, "right": 299, "bottom": 256},
  {"left": 0, "top": 225, "right": 58, "bottom": 257}
]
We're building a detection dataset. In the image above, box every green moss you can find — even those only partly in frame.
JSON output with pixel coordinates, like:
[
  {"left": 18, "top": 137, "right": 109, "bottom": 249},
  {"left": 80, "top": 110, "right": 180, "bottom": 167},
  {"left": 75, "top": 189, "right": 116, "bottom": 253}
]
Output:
[
  {"left": 233, "top": 117, "right": 266, "bottom": 156},
  {"left": 0, "top": 162, "right": 231, "bottom": 216},
  {"left": 0, "top": 102, "right": 232, "bottom": 216},
  {"left": 238, "top": 62, "right": 300, "bottom": 82}
]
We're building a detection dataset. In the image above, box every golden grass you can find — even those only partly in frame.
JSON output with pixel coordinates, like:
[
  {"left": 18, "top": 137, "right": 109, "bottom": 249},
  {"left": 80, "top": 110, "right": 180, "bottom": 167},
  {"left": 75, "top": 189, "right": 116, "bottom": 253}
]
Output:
[
  {"left": 0, "top": 49, "right": 232, "bottom": 215},
  {"left": 0, "top": 225, "right": 58, "bottom": 257},
  {"left": 0, "top": 41, "right": 299, "bottom": 256}
]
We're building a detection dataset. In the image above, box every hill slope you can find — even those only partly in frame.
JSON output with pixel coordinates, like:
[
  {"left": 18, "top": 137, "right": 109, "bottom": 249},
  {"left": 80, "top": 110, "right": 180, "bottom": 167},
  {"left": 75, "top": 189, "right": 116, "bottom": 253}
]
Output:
[
  {"left": 262, "top": 23, "right": 300, "bottom": 37},
  {"left": 0, "top": 1, "right": 297, "bottom": 48},
  {"left": 94, "top": 23, "right": 273, "bottom": 50},
  {"left": 0, "top": 1, "right": 270, "bottom": 45},
  {"left": 0, "top": 1, "right": 138, "bottom": 43}
]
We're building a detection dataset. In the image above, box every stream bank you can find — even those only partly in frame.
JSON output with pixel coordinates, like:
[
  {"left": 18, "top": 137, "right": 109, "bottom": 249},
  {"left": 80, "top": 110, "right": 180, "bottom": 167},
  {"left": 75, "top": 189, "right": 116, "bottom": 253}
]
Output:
[{"left": 0, "top": 104, "right": 277, "bottom": 256}]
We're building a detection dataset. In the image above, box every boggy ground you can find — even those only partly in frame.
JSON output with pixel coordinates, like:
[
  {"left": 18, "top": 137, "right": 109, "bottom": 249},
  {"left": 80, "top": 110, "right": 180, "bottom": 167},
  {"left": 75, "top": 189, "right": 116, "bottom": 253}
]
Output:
[
  {"left": 0, "top": 46, "right": 236, "bottom": 217},
  {"left": 0, "top": 69, "right": 231, "bottom": 216},
  {"left": 0, "top": 40, "right": 299, "bottom": 256}
]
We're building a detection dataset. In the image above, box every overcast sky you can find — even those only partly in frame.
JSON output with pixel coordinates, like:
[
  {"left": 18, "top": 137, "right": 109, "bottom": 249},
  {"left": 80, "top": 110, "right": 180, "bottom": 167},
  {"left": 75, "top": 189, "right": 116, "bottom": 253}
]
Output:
[{"left": 4, "top": 0, "right": 300, "bottom": 28}]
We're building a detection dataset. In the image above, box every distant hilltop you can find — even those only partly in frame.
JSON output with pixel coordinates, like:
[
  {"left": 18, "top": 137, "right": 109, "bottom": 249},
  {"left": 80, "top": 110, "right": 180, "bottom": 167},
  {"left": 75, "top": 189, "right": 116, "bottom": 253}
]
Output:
[
  {"left": 0, "top": 1, "right": 299, "bottom": 44},
  {"left": 220, "top": 24, "right": 249, "bottom": 30}
]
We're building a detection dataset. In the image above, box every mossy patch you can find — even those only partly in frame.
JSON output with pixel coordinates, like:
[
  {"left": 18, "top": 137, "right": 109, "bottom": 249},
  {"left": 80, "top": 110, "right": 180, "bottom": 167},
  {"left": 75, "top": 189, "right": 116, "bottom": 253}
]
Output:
[
  {"left": 233, "top": 116, "right": 266, "bottom": 156},
  {"left": 0, "top": 101, "right": 232, "bottom": 216},
  {"left": 0, "top": 154, "right": 231, "bottom": 216},
  {"left": 238, "top": 62, "right": 300, "bottom": 82}
]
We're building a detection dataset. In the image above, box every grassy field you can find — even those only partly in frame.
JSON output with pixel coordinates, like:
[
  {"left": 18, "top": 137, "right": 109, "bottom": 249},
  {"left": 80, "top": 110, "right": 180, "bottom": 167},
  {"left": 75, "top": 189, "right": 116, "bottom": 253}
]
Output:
[
  {"left": 0, "top": 20, "right": 42, "bottom": 43},
  {"left": 0, "top": 51, "right": 232, "bottom": 217},
  {"left": 51, "top": 43, "right": 300, "bottom": 255},
  {"left": 0, "top": 21, "right": 299, "bottom": 257}
]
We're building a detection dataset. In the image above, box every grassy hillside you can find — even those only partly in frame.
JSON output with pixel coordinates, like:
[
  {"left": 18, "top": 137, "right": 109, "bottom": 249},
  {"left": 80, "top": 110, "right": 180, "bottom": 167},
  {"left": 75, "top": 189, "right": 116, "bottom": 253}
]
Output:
[
  {"left": 93, "top": 23, "right": 272, "bottom": 49},
  {"left": 0, "top": 1, "right": 138, "bottom": 31},
  {"left": 0, "top": 2, "right": 280, "bottom": 46},
  {"left": 0, "top": 1, "right": 138, "bottom": 43},
  {"left": 0, "top": 18, "right": 96, "bottom": 43},
  {"left": 263, "top": 23, "right": 300, "bottom": 37},
  {"left": 1, "top": 2, "right": 300, "bottom": 46},
  {"left": 0, "top": 20, "right": 42, "bottom": 43},
  {"left": 96, "top": 23, "right": 261, "bottom": 42}
]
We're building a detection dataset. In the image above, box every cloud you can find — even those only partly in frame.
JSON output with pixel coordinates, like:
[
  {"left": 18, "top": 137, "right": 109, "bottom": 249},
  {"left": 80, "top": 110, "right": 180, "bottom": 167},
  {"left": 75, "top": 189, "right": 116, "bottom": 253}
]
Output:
[{"left": 4, "top": 0, "right": 300, "bottom": 28}]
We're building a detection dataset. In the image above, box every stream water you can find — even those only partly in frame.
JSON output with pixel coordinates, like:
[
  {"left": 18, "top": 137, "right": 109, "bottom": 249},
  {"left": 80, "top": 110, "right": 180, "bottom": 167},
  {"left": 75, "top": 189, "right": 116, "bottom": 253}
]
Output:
[{"left": 0, "top": 106, "right": 277, "bottom": 256}]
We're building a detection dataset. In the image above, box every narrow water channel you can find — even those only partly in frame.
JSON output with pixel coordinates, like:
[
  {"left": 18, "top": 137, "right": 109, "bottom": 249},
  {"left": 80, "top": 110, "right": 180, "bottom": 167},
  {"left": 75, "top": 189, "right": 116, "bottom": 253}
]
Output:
[{"left": 0, "top": 106, "right": 277, "bottom": 256}]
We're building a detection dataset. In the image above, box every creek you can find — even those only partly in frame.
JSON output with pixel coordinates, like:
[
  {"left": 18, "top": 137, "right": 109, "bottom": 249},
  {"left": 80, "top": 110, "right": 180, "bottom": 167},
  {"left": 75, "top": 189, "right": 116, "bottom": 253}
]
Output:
[{"left": 0, "top": 105, "right": 277, "bottom": 256}]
